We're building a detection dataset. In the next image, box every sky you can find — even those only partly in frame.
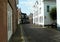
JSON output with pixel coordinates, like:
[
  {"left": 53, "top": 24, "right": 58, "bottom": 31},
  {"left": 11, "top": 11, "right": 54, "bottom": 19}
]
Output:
[{"left": 17, "top": 0, "right": 36, "bottom": 15}]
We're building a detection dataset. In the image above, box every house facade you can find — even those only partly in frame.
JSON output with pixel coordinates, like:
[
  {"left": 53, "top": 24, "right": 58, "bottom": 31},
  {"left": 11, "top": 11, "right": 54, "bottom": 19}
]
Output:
[
  {"left": 29, "top": 13, "right": 33, "bottom": 24},
  {"left": 0, "top": 0, "right": 18, "bottom": 42},
  {"left": 33, "top": 0, "right": 56, "bottom": 26},
  {"left": 57, "top": 0, "right": 60, "bottom": 30}
]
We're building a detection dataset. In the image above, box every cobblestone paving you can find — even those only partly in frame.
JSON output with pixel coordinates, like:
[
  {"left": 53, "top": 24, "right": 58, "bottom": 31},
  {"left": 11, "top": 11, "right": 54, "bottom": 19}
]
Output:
[{"left": 22, "top": 24, "right": 60, "bottom": 42}]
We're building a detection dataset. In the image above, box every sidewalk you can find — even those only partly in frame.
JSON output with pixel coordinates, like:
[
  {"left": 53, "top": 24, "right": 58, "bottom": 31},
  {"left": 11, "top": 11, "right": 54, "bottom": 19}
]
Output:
[
  {"left": 30, "top": 24, "right": 46, "bottom": 28},
  {"left": 29, "top": 24, "right": 59, "bottom": 32},
  {"left": 30, "top": 24, "right": 57, "bottom": 29},
  {"left": 9, "top": 24, "right": 25, "bottom": 42}
]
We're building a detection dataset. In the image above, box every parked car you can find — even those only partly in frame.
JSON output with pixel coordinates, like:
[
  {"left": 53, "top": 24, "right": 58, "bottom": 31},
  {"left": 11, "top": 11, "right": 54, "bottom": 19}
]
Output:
[{"left": 51, "top": 22, "right": 57, "bottom": 28}]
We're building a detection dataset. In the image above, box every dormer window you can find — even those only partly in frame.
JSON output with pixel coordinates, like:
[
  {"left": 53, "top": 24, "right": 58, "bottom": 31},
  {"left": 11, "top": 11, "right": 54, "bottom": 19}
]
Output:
[{"left": 36, "top": 1, "right": 39, "bottom": 4}]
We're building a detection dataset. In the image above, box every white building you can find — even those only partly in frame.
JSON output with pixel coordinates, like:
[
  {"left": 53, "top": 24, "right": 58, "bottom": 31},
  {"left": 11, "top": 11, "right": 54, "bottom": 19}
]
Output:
[
  {"left": 57, "top": 0, "right": 60, "bottom": 30},
  {"left": 33, "top": 0, "right": 56, "bottom": 26}
]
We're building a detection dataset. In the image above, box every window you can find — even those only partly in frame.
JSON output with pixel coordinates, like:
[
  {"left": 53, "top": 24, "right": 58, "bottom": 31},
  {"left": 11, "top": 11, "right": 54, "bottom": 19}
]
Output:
[
  {"left": 40, "top": 8, "right": 41, "bottom": 14},
  {"left": 40, "top": 16, "right": 43, "bottom": 23},
  {"left": 44, "top": 16, "right": 46, "bottom": 19},
  {"left": 40, "top": 1, "right": 41, "bottom": 5},
  {"left": 7, "top": 3, "right": 12, "bottom": 31},
  {"left": 47, "top": 5, "right": 50, "bottom": 12},
  {"left": 35, "top": 18, "right": 37, "bottom": 22},
  {"left": 36, "top": 1, "right": 39, "bottom": 4}
]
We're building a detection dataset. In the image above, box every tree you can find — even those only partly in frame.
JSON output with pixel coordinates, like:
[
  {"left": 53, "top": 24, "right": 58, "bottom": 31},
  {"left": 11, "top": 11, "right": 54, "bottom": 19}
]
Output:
[
  {"left": 49, "top": 7, "right": 57, "bottom": 28},
  {"left": 49, "top": 7, "right": 57, "bottom": 21}
]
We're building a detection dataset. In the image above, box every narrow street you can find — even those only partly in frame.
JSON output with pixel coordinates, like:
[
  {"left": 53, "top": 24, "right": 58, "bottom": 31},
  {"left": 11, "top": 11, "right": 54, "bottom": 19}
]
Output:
[
  {"left": 22, "top": 24, "right": 60, "bottom": 42},
  {"left": 0, "top": 0, "right": 60, "bottom": 42}
]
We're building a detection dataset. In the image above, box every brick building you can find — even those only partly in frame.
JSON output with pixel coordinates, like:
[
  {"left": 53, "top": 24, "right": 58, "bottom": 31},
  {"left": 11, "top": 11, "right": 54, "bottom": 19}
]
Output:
[{"left": 0, "top": 0, "right": 18, "bottom": 42}]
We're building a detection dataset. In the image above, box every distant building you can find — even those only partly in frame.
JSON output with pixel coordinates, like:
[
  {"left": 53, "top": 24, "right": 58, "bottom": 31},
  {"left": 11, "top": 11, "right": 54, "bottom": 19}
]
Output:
[
  {"left": 0, "top": 0, "right": 18, "bottom": 42},
  {"left": 21, "top": 13, "right": 29, "bottom": 24},
  {"left": 17, "top": 8, "right": 21, "bottom": 24},
  {"left": 33, "top": 0, "right": 56, "bottom": 26},
  {"left": 21, "top": 13, "right": 26, "bottom": 23},
  {"left": 29, "top": 13, "right": 33, "bottom": 24}
]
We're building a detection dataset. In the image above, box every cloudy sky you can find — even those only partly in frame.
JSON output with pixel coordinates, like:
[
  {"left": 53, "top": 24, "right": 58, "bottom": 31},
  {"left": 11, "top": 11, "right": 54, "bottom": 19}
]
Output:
[{"left": 17, "top": 0, "right": 36, "bottom": 15}]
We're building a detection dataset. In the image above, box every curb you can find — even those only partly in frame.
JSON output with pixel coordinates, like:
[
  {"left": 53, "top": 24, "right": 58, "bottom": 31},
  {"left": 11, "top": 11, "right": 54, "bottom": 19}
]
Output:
[
  {"left": 20, "top": 25, "right": 25, "bottom": 42},
  {"left": 20, "top": 25, "right": 29, "bottom": 42}
]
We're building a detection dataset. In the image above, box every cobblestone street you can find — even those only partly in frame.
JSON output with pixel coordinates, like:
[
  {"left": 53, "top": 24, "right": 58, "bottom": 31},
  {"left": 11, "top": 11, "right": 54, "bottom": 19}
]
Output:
[
  {"left": 22, "top": 24, "right": 60, "bottom": 42},
  {"left": 9, "top": 24, "right": 60, "bottom": 42}
]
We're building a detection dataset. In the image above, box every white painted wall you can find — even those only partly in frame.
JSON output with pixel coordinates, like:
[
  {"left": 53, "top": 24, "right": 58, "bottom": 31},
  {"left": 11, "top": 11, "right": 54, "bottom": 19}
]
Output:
[
  {"left": 44, "top": 1, "right": 56, "bottom": 25},
  {"left": 7, "top": 3, "right": 12, "bottom": 41},
  {"left": 38, "top": 0, "right": 44, "bottom": 25},
  {"left": 33, "top": 0, "right": 56, "bottom": 26},
  {"left": 33, "top": 1, "right": 38, "bottom": 24},
  {"left": 33, "top": 0, "right": 44, "bottom": 25},
  {"left": 57, "top": 0, "right": 60, "bottom": 29}
]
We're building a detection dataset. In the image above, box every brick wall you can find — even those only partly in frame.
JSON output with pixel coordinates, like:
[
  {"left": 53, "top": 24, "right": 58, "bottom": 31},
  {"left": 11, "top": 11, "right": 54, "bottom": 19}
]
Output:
[
  {"left": 0, "top": 0, "right": 7, "bottom": 42},
  {"left": 8, "top": 0, "right": 18, "bottom": 33},
  {"left": 0, "top": 0, "right": 18, "bottom": 42}
]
